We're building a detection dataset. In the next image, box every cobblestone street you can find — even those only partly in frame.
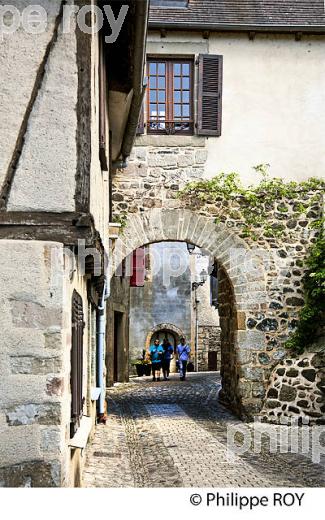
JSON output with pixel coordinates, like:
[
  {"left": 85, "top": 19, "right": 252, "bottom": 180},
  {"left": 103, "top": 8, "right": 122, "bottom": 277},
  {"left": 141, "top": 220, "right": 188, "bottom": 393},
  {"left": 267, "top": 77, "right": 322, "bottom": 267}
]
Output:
[{"left": 83, "top": 373, "right": 325, "bottom": 488}]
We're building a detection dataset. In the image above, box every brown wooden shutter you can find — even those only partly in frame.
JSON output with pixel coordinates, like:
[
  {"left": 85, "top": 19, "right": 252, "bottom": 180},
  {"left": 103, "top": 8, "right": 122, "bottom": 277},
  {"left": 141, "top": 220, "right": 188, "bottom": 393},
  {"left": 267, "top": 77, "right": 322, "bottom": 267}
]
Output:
[
  {"left": 99, "top": 34, "right": 108, "bottom": 170},
  {"left": 136, "top": 103, "right": 145, "bottom": 135},
  {"left": 70, "top": 291, "right": 84, "bottom": 438},
  {"left": 197, "top": 54, "right": 223, "bottom": 136},
  {"left": 130, "top": 248, "right": 145, "bottom": 287}
]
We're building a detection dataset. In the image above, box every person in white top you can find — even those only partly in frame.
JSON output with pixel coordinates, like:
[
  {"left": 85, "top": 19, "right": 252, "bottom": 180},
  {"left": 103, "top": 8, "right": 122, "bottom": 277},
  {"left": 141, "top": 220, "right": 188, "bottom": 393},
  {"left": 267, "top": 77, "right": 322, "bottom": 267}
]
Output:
[{"left": 177, "top": 337, "right": 191, "bottom": 381}]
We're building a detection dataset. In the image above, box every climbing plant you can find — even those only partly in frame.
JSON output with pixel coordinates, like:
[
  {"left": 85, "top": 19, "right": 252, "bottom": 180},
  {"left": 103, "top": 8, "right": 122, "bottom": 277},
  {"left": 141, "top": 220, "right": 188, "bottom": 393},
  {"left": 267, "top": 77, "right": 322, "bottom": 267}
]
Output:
[
  {"left": 178, "top": 164, "right": 325, "bottom": 240},
  {"left": 286, "top": 217, "right": 325, "bottom": 354},
  {"left": 180, "top": 165, "right": 324, "bottom": 353}
]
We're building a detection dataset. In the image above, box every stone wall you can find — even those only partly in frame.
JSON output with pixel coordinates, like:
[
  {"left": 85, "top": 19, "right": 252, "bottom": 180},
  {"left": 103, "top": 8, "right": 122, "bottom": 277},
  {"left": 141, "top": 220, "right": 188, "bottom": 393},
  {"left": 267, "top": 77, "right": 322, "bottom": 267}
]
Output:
[
  {"left": 111, "top": 193, "right": 323, "bottom": 420},
  {"left": 262, "top": 322, "right": 325, "bottom": 425},
  {"left": 197, "top": 326, "right": 221, "bottom": 372},
  {"left": 128, "top": 242, "right": 192, "bottom": 363},
  {"left": 112, "top": 144, "right": 207, "bottom": 216},
  {"left": 0, "top": 240, "right": 103, "bottom": 487},
  {"left": 106, "top": 274, "right": 130, "bottom": 387},
  {"left": 0, "top": 241, "right": 65, "bottom": 487}
]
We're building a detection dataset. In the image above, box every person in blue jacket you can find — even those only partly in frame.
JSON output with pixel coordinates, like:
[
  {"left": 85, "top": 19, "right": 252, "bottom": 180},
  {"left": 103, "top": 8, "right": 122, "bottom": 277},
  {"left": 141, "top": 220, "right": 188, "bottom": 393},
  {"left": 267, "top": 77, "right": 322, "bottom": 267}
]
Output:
[
  {"left": 149, "top": 338, "right": 164, "bottom": 382},
  {"left": 177, "top": 337, "right": 191, "bottom": 381},
  {"left": 161, "top": 338, "right": 174, "bottom": 381}
]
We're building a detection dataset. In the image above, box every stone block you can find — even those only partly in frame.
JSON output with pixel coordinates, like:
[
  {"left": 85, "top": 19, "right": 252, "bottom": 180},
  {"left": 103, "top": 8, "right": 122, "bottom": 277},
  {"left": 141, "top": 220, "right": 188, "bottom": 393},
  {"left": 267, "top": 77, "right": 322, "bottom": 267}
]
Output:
[
  {"left": 177, "top": 153, "right": 194, "bottom": 167},
  {"left": 252, "top": 383, "right": 266, "bottom": 398},
  {"left": 237, "top": 312, "right": 246, "bottom": 330},
  {"left": 135, "top": 148, "right": 147, "bottom": 161},
  {"left": 286, "top": 368, "right": 299, "bottom": 378},
  {"left": 44, "top": 329, "right": 62, "bottom": 350},
  {"left": 236, "top": 350, "right": 252, "bottom": 365},
  {"left": 237, "top": 380, "right": 251, "bottom": 398},
  {"left": 267, "top": 400, "right": 281, "bottom": 409},
  {"left": 195, "top": 149, "right": 208, "bottom": 164},
  {"left": 6, "top": 403, "right": 61, "bottom": 426},
  {"left": 236, "top": 331, "right": 266, "bottom": 351},
  {"left": 279, "top": 384, "right": 297, "bottom": 402},
  {"left": 10, "top": 299, "right": 62, "bottom": 329},
  {"left": 10, "top": 356, "right": 62, "bottom": 375},
  {"left": 40, "top": 427, "right": 61, "bottom": 453},
  {"left": 148, "top": 153, "right": 177, "bottom": 168},
  {"left": 0, "top": 460, "right": 61, "bottom": 487},
  {"left": 242, "top": 367, "right": 264, "bottom": 382},
  {"left": 267, "top": 388, "right": 278, "bottom": 398},
  {"left": 302, "top": 369, "right": 316, "bottom": 382}
]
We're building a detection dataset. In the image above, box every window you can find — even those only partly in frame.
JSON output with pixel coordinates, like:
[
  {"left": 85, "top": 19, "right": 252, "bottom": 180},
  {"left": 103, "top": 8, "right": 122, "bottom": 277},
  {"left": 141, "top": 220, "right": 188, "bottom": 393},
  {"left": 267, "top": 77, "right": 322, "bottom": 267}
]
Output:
[
  {"left": 210, "top": 262, "right": 219, "bottom": 309},
  {"left": 70, "top": 291, "right": 85, "bottom": 438},
  {"left": 99, "top": 32, "right": 108, "bottom": 170},
  {"left": 138, "top": 54, "right": 223, "bottom": 137},
  {"left": 130, "top": 247, "right": 145, "bottom": 287},
  {"left": 147, "top": 58, "right": 194, "bottom": 135},
  {"left": 151, "top": 0, "right": 189, "bottom": 6}
]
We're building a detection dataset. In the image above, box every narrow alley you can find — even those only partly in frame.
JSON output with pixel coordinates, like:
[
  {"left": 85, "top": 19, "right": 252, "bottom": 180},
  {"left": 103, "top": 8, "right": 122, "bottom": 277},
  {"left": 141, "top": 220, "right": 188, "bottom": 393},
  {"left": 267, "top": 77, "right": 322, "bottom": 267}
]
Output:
[{"left": 83, "top": 373, "right": 325, "bottom": 488}]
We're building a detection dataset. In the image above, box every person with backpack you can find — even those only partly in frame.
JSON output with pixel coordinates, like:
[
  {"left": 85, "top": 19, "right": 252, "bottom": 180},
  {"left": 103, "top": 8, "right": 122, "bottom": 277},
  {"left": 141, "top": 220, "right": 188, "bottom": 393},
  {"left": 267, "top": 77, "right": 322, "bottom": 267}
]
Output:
[
  {"left": 177, "top": 337, "right": 191, "bottom": 381},
  {"left": 149, "top": 338, "right": 164, "bottom": 382},
  {"left": 161, "top": 338, "right": 174, "bottom": 381}
]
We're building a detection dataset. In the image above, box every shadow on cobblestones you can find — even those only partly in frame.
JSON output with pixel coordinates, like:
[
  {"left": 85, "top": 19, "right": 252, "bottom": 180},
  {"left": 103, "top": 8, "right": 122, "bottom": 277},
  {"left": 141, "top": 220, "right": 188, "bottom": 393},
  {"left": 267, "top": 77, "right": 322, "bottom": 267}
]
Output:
[{"left": 83, "top": 373, "right": 325, "bottom": 488}]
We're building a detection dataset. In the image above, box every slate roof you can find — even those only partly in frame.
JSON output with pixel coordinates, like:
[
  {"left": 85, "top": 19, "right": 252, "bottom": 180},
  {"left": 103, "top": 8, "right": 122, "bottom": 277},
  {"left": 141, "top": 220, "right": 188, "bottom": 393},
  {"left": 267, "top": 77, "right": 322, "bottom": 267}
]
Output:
[{"left": 149, "top": 1, "right": 325, "bottom": 31}]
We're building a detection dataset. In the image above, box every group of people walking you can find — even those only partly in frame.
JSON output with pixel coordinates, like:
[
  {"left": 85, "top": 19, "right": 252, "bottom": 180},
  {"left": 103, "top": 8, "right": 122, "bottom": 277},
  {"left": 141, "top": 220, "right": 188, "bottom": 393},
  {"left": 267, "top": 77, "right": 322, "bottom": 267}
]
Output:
[{"left": 149, "top": 337, "right": 191, "bottom": 382}]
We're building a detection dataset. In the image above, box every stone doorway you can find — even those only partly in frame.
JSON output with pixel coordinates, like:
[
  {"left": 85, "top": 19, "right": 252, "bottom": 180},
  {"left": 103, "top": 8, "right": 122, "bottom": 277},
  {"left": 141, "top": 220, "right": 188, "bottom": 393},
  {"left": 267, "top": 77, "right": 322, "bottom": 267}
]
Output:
[
  {"left": 111, "top": 208, "right": 268, "bottom": 420},
  {"left": 146, "top": 324, "right": 185, "bottom": 373}
]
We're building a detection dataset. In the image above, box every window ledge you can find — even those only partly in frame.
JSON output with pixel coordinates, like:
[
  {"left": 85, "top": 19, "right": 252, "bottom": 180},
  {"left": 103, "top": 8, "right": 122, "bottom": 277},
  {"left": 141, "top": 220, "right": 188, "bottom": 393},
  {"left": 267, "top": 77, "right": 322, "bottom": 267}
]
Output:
[
  {"left": 135, "top": 134, "right": 206, "bottom": 147},
  {"left": 69, "top": 415, "right": 92, "bottom": 449}
]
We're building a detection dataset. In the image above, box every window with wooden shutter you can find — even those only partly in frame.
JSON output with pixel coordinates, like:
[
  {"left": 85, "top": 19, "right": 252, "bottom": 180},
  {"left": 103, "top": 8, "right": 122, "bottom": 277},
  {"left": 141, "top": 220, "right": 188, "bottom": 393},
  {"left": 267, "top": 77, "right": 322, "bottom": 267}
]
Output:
[
  {"left": 130, "top": 248, "right": 145, "bottom": 287},
  {"left": 147, "top": 58, "right": 194, "bottom": 135},
  {"left": 99, "top": 33, "right": 108, "bottom": 170},
  {"left": 197, "top": 54, "right": 223, "bottom": 137},
  {"left": 70, "top": 291, "right": 84, "bottom": 439}
]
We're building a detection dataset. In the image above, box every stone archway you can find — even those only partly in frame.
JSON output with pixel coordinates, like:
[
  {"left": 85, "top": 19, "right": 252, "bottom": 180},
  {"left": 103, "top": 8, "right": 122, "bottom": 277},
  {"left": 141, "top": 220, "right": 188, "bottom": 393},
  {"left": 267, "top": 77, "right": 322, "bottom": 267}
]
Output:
[
  {"left": 112, "top": 208, "right": 269, "bottom": 420},
  {"left": 145, "top": 323, "right": 185, "bottom": 374},
  {"left": 145, "top": 323, "right": 185, "bottom": 351}
]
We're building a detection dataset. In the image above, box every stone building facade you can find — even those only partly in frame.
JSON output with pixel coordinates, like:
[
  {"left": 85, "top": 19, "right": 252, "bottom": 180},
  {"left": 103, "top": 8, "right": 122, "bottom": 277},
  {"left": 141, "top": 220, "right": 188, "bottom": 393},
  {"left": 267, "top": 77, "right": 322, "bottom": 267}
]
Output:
[
  {"left": 110, "top": 0, "right": 325, "bottom": 421},
  {"left": 127, "top": 241, "right": 220, "bottom": 373}
]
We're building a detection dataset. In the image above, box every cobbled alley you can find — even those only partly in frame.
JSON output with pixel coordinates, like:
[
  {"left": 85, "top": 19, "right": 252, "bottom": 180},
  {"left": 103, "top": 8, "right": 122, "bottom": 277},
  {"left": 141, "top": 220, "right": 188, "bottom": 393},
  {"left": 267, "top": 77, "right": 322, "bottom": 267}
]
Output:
[{"left": 83, "top": 373, "right": 325, "bottom": 487}]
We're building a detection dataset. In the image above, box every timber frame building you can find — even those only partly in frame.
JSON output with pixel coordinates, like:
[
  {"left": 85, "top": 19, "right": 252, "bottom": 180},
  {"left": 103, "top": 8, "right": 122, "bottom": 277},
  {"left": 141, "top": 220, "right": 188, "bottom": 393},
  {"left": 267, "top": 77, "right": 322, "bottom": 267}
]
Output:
[{"left": 0, "top": 0, "right": 149, "bottom": 487}]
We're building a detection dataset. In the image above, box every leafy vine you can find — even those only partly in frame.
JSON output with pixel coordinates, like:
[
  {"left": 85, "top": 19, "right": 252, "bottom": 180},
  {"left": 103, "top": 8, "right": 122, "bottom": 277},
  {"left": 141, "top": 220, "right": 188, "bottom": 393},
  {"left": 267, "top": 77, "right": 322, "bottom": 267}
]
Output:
[
  {"left": 178, "top": 164, "right": 324, "bottom": 240},
  {"left": 286, "top": 217, "right": 325, "bottom": 354}
]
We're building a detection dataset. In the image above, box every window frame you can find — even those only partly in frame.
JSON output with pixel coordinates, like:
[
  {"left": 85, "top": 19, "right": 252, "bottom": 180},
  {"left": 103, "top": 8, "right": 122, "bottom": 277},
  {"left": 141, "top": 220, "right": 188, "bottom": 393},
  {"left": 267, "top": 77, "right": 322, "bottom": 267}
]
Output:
[
  {"left": 70, "top": 290, "right": 85, "bottom": 439},
  {"left": 146, "top": 56, "right": 194, "bottom": 136}
]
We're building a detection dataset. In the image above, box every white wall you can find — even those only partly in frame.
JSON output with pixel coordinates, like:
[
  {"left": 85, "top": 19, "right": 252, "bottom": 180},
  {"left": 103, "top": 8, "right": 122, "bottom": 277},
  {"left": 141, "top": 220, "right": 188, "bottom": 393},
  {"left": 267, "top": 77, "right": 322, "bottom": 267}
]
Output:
[{"left": 147, "top": 31, "right": 325, "bottom": 184}]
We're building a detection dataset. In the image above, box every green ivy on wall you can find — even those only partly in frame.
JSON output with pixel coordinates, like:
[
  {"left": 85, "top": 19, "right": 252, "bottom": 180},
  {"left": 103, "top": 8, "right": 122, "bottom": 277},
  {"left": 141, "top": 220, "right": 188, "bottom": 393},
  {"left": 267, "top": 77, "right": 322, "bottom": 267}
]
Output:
[
  {"left": 286, "top": 217, "right": 325, "bottom": 354},
  {"left": 180, "top": 165, "right": 324, "bottom": 353},
  {"left": 179, "top": 164, "right": 325, "bottom": 240}
]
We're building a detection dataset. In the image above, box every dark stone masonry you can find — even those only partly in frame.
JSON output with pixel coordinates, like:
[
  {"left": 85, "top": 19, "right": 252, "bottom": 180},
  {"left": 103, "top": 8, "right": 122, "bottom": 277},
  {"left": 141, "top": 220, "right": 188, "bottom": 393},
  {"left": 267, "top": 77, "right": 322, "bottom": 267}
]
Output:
[{"left": 111, "top": 144, "right": 324, "bottom": 422}]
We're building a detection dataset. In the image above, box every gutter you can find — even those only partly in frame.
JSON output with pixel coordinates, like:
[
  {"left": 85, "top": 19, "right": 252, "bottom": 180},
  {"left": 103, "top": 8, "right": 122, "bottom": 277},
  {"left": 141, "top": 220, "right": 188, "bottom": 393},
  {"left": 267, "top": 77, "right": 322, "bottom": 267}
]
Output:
[
  {"left": 148, "top": 21, "right": 325, "bottom": 35},
  {"left": 121, "top": 0, "right": 149, "bottom": 161}
]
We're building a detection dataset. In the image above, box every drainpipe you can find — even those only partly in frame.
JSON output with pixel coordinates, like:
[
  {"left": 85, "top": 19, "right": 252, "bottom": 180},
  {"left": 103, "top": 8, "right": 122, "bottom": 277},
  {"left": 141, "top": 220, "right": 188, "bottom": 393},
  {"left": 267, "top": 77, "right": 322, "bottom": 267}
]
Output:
[
  {"left": 195, "top": 287, "right": 199, "bottom": 372},
  {"left": 97, "top": 276, "right": 110, "bottom": 419}
]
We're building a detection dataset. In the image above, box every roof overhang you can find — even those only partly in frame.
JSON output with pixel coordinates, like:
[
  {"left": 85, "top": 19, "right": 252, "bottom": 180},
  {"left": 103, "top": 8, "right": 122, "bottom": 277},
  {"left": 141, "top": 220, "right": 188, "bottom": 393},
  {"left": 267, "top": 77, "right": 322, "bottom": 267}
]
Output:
[{"left": 148, "top": 21, "right": 325, "bottom": 34}]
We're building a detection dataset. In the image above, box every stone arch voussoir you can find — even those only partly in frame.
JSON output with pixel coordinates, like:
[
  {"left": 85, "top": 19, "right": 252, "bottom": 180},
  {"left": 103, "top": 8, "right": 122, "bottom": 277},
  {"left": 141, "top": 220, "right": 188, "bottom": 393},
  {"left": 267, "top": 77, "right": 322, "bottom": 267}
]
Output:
[
  {"left": 113, "top": 208, "right": 270, "bottom": 420},
  {"left": 145, "top": 323, "right": 185, "bottom": 350}
]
